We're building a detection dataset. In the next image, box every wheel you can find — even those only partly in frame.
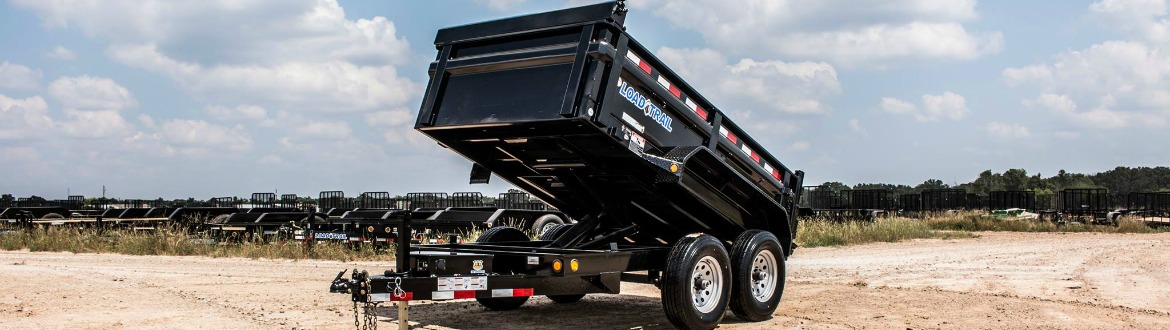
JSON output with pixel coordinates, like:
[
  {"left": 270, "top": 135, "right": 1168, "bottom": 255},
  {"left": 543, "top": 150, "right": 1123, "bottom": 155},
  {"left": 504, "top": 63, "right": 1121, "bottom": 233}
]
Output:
[
  {"left": 41, "top": 213, "right": 64, "bottom": 219},
  {"left": 530, "top": 214, "right": 565, "bottom": 236},
  {"left": 538, "top": 223, "right": 573, "bottom": 241},
  {"left": 477, "top": 226, "right": 530, "bottom": 243},
  {"left": 546, "top": 294, "right": 585, "bottom": 303},
  {"left": 299, "top": 215, "right": 327, "bottom": 225},
  {"left": 209, "top": 214, "right": 231, "bottom": 224},
  {"left": 728, "top": 230, "right": 785, "bottom": 321},
  {"left": 475, "top": 226, "right": 530, "bottom": 311},
  {"left": 661, "top": 234, "right": 732, "bottom": 330}
]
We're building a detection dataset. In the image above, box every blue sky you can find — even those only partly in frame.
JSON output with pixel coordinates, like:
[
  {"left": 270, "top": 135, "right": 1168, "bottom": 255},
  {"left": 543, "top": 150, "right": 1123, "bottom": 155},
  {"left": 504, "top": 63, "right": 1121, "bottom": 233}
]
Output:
[{"left": 2, "top": 0, "right": 1168, "bottom": 200}]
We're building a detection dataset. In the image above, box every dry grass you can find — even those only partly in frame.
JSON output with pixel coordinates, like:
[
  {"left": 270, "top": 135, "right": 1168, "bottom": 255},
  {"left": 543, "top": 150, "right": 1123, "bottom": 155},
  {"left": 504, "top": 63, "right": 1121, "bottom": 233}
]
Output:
[
  {"left": 922, "top": 212, "right": 1168, "bottom": 234},
  {"left": 0, "top": 226, "right": 390, "bottom": 262},
  {"left": 796, "top": 217, "right": 974, "bottom": 248},
  {"left": 796, "top": 211, "right": 1170, "bottom": 248}
]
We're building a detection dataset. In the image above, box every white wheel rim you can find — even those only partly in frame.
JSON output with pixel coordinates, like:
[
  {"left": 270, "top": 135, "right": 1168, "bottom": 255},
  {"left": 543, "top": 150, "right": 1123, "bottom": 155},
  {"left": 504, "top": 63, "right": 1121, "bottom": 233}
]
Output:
[
  {"left": 540, "top": 222, "right": 559, "bottom": 234},
  {"left": 750, "top": 249, "right": 778, "bottom": 302},
  {"left": 691, "top": 255, "right": 723, "bottom": 313}
]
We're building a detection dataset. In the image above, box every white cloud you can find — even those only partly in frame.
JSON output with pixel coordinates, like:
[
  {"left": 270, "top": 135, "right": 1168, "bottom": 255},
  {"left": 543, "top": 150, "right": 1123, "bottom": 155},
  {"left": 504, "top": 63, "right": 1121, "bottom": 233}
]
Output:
[
  {"left": 638, "top": 0, "right": 1002, "bottom": 67},
  {"left": 475, "top": 0, "right": 528, "bottom": 11},
  {"left": 0, "top": 61, "right": 43, "bottom": 91},
  {"left": 1089, "top": 0, "right": 1170, "bottom": 44},
  {"left": 17, "top": 0, "right": 420, "bottom": 114},
  {"left": 59, "top": 109, "right": 132, "bottom": 138},
  {"left": 108, "top": 43, "right": 418, "bottom": 113},
  {"left": 880, "top": 97, "right": 918, "bottom": 115},
  {"left": 881, "top": 92, "right": 969, "bottom": 122},
  {"left": 47, "top": 76, "right": 136, "bottom": 111},
  {"left": 656, "top": 47, "right": 840, "bottom": 116},
  {"left": 206, "top": 104, "right": 274, "bottom": 126},
  {"left": 158, "top": 120, "right": 253, "bottom": 152},
  {"left": 12, "top": 0, "right": 411, "bottom": 66},
  {"left": 848, "top": 118, "right": 867, "bottom": 137},
  {"left": 920, "top": 92, "right": 969, "bottom": 122},
  {"left": 986, "top": 122, "right": 1032, "bottom": 140},
  {"left": 365, "top": 109, "right": 414, "bottom": 127},
  {"left": 1004, "top": 41, "right": 1170, "bottom": 129},
  {"left": 0, "top": 94, "right": 53, "bottom": 140},
  {"left": 46, "top": 46, "right": 76, "bottom": 60},
  {"left": 788, "top": 141, "right": 811, "bottom": 152}
]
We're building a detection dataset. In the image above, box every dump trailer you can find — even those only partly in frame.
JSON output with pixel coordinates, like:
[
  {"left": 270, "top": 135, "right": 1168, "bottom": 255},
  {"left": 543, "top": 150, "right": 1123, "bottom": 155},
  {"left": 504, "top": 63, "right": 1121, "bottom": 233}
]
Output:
[{"left": 330, "top": 2, "right": 803, "bottom": 329}]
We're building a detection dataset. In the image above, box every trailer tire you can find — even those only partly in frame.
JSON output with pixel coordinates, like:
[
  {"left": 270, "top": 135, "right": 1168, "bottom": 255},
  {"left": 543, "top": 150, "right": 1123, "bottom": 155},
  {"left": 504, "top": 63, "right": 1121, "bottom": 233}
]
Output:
[
  {"left": 728, "top": 230, "right": 785, "bottom": 322},
  {"left": 209, "top": 214, "right": 231, "bottom": 224},
  {"left": 475, "top": 226, "right": 530, "bottom": 311},
  {"left": 41, "top": 213, "right": 65, "bottom": 219},
  {"left": 661, "top": 234, "right": 731, "bottom": 330},
  {"left": 538, "top": 224, "right": 573, "bottom": 241},
  {"left": 530, "top": 214, "right": 565, "bottom": 236},
  {"left": 477, "top": 226, "right": 530, "bottom": 243}
]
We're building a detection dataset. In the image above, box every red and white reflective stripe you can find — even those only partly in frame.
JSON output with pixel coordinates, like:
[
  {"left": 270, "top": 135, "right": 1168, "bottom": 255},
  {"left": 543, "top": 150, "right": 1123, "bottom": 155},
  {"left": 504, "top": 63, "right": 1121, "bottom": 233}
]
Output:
[
  {"left": 432, "top": 290, "right": 477, "bottom": 300},
  {"left": 684, "top": 98, "right": 708, "bottom": 120},
  {"left": 719, "top": 126, "right": 738, "bottom": 144},
  {"left": 764, "top": 163, "right": 782, "bottom": 180},
  {"left": 370, "top": 292, "right": 414, "bottom": 302},
  {"left": 656, "top": 76, "right": 682, "bottom": 98},
  {"left": 626, "top": 52, "right": 652, "bottom": 74},
  {"left": 742, "top": 145, "right": 760, "bottom": 163},
  {"left": 348, "top": 237, "right": 360, "bottom": 242},
  {"left": 491, "top": 288, "right": 534, "bottom": 298}
]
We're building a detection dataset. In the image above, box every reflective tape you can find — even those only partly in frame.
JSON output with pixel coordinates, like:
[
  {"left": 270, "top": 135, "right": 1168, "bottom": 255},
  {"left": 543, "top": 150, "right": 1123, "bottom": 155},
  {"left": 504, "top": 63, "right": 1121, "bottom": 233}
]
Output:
[{"left": 626, "top": 52, "right": 653, "bottom": 74}]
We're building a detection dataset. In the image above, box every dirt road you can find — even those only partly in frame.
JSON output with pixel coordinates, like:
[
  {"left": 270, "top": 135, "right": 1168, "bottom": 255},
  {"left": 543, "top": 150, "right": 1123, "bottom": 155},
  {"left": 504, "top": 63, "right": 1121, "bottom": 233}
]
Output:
[{"left": 2, "top": 231, "right": 1169, "bottom": 329}]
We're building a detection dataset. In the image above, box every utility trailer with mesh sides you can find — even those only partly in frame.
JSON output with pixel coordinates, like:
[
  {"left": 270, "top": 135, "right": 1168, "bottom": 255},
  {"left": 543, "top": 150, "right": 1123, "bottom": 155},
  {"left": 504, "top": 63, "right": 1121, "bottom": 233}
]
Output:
[
  {"left": 988, "top": 190, "right": 1036, "bottom": 211},
  {"left": 921, "top": 189, "right": 969, "bottom": 211},
  {"left": 330, "top": 2, "right": 804, "bottom": 329},
  {"left": 292, "top": 191, "right": 567, "bottom": 245},
  {"left": 1054, "top": 188, "right": 1112, "bottom": 224}
]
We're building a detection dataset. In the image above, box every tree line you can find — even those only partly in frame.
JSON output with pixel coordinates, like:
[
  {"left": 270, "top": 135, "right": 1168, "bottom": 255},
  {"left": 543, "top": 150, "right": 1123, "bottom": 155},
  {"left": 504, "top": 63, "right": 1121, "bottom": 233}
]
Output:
[{"left": 819, "top": 166, "right": 1170, "bottom": 198}]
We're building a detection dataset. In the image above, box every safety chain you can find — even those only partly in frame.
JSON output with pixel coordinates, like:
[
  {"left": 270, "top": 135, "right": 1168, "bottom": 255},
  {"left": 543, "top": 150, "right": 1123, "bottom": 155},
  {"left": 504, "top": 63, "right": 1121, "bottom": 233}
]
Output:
[
  {"left": 349, "top": 274, "right": 379, "bottom": 330},
  {"left": 363, "top": 301, "right": 380, "bottom": 330}
]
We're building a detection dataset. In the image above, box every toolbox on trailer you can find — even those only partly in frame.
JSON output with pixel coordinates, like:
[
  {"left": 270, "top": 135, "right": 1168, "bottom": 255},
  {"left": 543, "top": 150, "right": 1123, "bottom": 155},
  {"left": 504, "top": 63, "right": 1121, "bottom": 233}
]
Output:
[{"left": 332, "top": 2, "right": 805, "bottom": 329}]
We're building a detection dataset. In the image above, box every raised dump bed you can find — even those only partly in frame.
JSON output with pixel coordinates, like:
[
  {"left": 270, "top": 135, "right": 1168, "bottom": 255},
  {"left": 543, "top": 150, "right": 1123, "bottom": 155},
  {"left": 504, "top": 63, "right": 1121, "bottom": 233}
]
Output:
[{"left": 331, "top": 2, "right": 805, "bottom": 329}]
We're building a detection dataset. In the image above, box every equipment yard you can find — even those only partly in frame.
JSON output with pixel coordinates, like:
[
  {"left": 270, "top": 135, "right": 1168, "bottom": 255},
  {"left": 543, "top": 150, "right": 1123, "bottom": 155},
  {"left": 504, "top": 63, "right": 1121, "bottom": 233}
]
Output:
[{"left": 3, "top": 231, "right": 1167, "bottom": 329}]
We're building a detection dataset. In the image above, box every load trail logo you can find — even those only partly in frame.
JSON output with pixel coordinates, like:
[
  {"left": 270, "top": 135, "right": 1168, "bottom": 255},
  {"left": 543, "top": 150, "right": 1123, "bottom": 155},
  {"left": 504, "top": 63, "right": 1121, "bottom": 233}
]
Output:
[{"left": 618, "top": 81, "right": 673, "bottom": 132}]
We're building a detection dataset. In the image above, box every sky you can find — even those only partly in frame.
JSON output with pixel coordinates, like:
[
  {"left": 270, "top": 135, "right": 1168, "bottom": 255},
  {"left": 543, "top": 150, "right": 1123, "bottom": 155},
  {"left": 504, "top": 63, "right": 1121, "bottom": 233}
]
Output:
[{"left": 1, "top": 0, "right": 1168, "bottom": 201}]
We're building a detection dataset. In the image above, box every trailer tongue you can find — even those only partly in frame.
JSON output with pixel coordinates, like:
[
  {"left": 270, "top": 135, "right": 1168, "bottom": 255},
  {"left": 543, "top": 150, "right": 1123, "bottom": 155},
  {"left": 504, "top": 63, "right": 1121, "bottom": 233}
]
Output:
[{"left": 331, "top": 1, "right": 805, "bottom": 329}]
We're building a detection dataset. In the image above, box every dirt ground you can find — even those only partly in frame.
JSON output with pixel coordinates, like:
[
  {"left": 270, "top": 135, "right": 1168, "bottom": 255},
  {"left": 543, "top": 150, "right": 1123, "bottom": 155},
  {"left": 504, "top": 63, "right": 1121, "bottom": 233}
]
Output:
[{"left": 2, "top": 231, "right": 1169, "bottom": 329}]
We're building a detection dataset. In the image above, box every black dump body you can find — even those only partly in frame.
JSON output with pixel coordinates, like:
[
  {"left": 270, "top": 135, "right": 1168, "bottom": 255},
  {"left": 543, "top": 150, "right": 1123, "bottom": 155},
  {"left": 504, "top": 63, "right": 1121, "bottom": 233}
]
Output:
[{"left": 415, "top": 2, "right": 803, "bottom": 249}]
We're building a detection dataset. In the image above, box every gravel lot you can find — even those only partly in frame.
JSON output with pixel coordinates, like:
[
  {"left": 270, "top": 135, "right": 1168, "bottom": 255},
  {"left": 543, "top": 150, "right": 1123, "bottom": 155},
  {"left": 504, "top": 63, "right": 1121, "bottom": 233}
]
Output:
[{"left": 2, "top": 231, "right": 1168, "bottom": 329}]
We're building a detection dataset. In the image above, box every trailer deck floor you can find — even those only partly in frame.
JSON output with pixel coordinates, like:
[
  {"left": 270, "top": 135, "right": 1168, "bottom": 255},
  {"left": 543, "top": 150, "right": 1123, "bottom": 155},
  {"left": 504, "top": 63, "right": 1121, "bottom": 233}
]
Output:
[{"left": 2, "top": 232, "right": 1169, "bottom": 329}]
